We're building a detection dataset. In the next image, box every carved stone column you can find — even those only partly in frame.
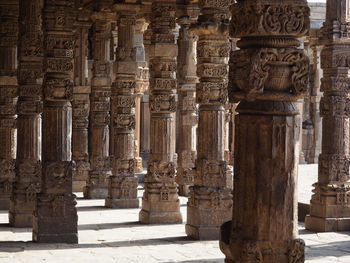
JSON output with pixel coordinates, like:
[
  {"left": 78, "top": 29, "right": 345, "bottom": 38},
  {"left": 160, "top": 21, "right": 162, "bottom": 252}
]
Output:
[
  {"left": 105, "top": 10, "right": 139, "bottom": 208},
  {"left": 135, "top": 19, "right": 149, "bottom": 173},
  {"left": 139, "top": 0, "right": 182, "bottom": 224},
  {"left": 0, "top": 0, "right": 18, "bottom": 210},
  {"left": 33, "top": 0, "right": 78, "bottom": 243},
  {"left": 309, "top": 32, "right": 323, "bottom": 164},
  {"left": 176, "top": 10, "right": 198, "bottom": 197},
  {"left": 220, "top": 0, "right": 310, "bottom": 261},
  {"left": 72, "top": 17, "right": 91, "bottom": 192},
  {"left": 186, "top": 0, "right": 233, "bottom": 240},
  {"left": 84, "top": 19, "right": 112, "bottom": 199},
  {"left": 9, "top": 0, "right": 42, "bottom": 227},
  {"left": 305, "top": 0, "right": 350, "bottom": 232}
]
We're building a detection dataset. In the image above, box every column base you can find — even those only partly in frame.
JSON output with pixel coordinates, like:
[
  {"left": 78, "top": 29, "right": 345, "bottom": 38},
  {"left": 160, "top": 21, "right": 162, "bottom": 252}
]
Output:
[
  {"left": 0, "top": 197, "right": 10, "bottom": 210},
  {"left": 135, "top": 157, "right": 143, "bottom": 173},
  {"left": 186, "top": 224, "right": 220, "bottom": 240},
  {"left": 305, "top": 215, "right": 350, "bottom": 232},
  {"left": 186, "top": 205, "right": 232, "bottom": 240},
  {"left": 72, "top": 180, "right": 86, "bottom": 192},
  {"left": 178, "top": 185, "right": 190, "bottom": 197},
  {"left": 83, "top": 186, "right": 108, "bottom": 199},
  {"left": 139, "top": 199, "right": 182, "bottom": 224},
  {"left": 9, "top": 198, "right": 36, "bottom": 227},
  {"left": 33, "top": 193, "right": 78, "bottom": 244},
  {"left": 105, "top": 197, "right": 139, "bottom": 208}
]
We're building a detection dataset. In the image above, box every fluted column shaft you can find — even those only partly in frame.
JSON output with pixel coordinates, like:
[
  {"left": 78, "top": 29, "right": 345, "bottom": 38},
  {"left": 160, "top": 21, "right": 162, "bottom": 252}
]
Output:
[
  {"left": 9, "top": 0, "right": 42, "bottom": 227},
  {"left": 186, "top": 0, "right": 233, "bottom": 240},
  {"left": 139, "top": 0, "right": 182, "bottom": 224},
  {"left": 105, "top": 10, "right": 139, "bottom": 208},
  {"left": 0, "top": 0, "right": 18, "bottom": 210},
  {"left": 306, "top": 0, "right": 350, "bottom": 232},
  {"left": 85, "top": 19, "right": 112, "bottom": 199},
  {"left": 176, "top": 15, "right": 198, "bottom": 197},
  {"left": 33, "top": 0, "right": 77, "bottom": 243},
  {"left": 220, "top": 0, "right": 310, "bottom": 261},
  {"left": 72, "top": 19, "right": 90, "bottom": 192}
]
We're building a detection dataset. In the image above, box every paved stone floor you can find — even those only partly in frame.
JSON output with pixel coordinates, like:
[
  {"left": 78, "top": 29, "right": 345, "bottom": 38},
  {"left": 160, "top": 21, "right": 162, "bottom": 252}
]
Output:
[{"left": 0, "top": 165, "right": 349, "bottom": 263}]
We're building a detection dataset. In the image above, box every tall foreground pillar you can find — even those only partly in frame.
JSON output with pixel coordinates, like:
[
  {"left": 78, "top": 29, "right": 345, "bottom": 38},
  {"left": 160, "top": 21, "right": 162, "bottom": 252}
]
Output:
[
  {"left": 186, "top": 0, "right": 233, "bottom": 240},
  {"left": 176, "top": 9, "right": 198, "bottom": 197},
  {"left": 33, "top": 0, "right": 78, "bottom": 243},
  {"left": 305, "top": 0, "right": 350, "bottom": 232},
  {"left": 0, "top": 0, "right": 18, "bottom": 210},
  {"left": 85, "top": 19, "right": 112, "bottom": 199},
  {"left": 139, "top": 0, "right": 182, "bottom": 224},
  {"left": 9, "top": 0, "right": 42, "bottom": 227},
  {"left": 105, "top": 10, "right": 139, "bottom": 208},
  {"left": 220, "top": 0, "right": 310, "bottom": 261}
]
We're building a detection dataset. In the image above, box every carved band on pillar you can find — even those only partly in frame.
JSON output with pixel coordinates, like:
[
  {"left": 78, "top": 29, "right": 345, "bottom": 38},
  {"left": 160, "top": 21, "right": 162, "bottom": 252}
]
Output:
[
  {"left": 186, "top": 0, "right": 233, "bottom": 240},
  {"left": 305, "top": 0, "right": 350, "bottom": 232},
  {"left": 175, "top": 6, "right": 199, "bottom": 197},
  {"left": 220, "top": 0, "right": 310, "bottom": 261},
  {"left": 72, "top": 16, "right": 91, "bottom": 192},
  {"left": 9, "top": 0, "right": 42, "bottom": 227},
  {"left": 85, "top": 18, "right": 112, "bottom": 199},
  {"left": 105, "top": 10, "right": 139, "bottom": 208},
  {"left": 139, "top": 0, "right": 182, "bottom": 224},
  {"left": 0, "top": 0, "right": 18, "bottom": 210},
  {"left": 33, "top": 0, "right": 78, "bottom": 243}
]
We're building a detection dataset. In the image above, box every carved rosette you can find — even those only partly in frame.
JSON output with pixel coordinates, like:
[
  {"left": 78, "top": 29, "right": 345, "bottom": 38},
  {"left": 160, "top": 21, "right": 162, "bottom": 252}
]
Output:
[
  {"left": 306, "top": 0, "right": 350, "bottom": 232},
  {"left": 139, "top": 0, "right": 182, "bottom": 224},
  {"left": 0, "top": 0, "right": 18, "bottom": 210},
  {"left": 33, "top": 0, "right": 78, "bottom": 244},
  {"left": 185, "top": 0, "right": 233, "bottom": 240},
  {"left": 9, "top": 0, "right": 43, "bottom": 227},
  {"left": 105, "top": 11, "right": 139, "bottom": 209},
  {"left": 85, "top": 19, "right": 112, "bottom": 199},
  {"left": 220, "top": 0, "right": 310, "bottom": 261}
]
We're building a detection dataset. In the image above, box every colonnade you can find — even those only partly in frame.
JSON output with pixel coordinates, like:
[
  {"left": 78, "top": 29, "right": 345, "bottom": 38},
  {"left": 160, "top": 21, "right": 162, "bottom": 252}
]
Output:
[{"left": 0, "top": 0, "right": 349, "bottom": 261}]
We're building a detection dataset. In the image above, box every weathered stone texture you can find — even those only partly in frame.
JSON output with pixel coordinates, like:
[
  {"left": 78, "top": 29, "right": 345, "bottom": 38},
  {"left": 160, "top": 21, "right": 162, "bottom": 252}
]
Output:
[{"left": 220, "top": 0, "right": 310, "bottom": 261}]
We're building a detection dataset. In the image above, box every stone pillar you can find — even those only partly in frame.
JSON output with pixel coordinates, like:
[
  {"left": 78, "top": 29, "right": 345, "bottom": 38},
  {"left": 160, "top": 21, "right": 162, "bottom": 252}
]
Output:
[
  {"left": 135, "top": 19, "right": 149, "bottom": 173},
  {"left": 9, "top": 0, "right": 42, "bottom": 227},
  {"left": 185, "top": 0, "right": 233, "bottom": 240},
  {"left": 140, "top": 28, "right": 152, "bottom": 168},
  {"left": 84, "top": 19, "right": 112, "bottom": 199},
  {"left": 220, "top": 0, "right": 310, "bottom": 261},
  {"left": 305, "top": 0, "right": 350, "bottom": 232},
  {"left": 176, "top": 12, "right": 198, "bottom": 197},
  {"left": 139, "top": 0, "right": 182, "bottom": 224},
  {"left": 0, "top": 0, "right": 18, "bottom": 210},
  {"left": 72, "top": 19, "right": 90, "bottom": 192},
  {"left": 309, "top": 34, "right": 323, "bottom": 164},
  {"left": 105, "top": 10, "right": 139, "bottom": 209},
  {"left": 33, "top": 0, "right": 78, "bottom": 243}
]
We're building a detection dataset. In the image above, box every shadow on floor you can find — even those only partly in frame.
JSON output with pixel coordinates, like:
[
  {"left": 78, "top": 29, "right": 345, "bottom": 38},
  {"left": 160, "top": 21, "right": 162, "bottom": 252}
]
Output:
[
  {"left": 162, "top": 259, "right": 223, "bottom": 263},
  {"left": 78, "top": 221, "right": 144, "bottom": 230},
  {"left": 0, "top": 236, "right": 199, "bottom": 251},
  {"left": 306, "top": 239, "right": 350, "bottom": 259}
]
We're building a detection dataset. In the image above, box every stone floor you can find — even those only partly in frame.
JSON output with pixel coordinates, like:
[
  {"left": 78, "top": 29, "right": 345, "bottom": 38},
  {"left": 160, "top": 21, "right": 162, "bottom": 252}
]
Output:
[{"left": 0, "top": 165, "right": 349, "bottom": 263}]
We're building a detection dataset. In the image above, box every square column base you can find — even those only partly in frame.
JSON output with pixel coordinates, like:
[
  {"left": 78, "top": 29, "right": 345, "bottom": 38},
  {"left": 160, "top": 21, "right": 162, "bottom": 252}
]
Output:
[
  {"left": 105, "top": 198, "right": 139, "bottom": 208},
  {"left": 139, "top": 199, "right": 182, "bottom": 224},
  {"left": 33, "top": 194, "right": 78, "bottom": 243},
  {"left": 185, "top": 224, "right": 220, "bottom": 240},
  {"left": 9, "top": 212, "right": 32, "bottom": 228},
  {"left": 83, "top": 186, "right": 108, "bottom": 199},
  {"left": 186, "top": 205, "right": 232, "bottom": 240},
  {"left": 0, "top": 196, "right": 10, "bottom": 210},
  {"left": 72, "top": 181, "right": 86, "bottom": 192},
  {"left": 305, "top": 215, "right": 350, "bottom": 232}
]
